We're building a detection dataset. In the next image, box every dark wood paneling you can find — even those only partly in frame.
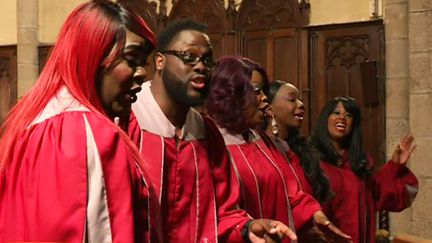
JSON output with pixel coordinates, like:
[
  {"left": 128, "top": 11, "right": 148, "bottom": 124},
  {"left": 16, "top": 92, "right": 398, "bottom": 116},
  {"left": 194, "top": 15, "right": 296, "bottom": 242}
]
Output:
[
  {"left": 168, "top": 0, "right": 228, "bottom": 33},
  {"left": 237, "top": 0, "right": 303, "bottom": 31},
  {"left": 38, "top": 44, "right": 53, "bottom": 73},
  {"left": 237, "top": 0, "right": 303, "bottom": 83},
  {"left": 297, "top": 29, "right": 311, "bottom": 136},
  {"left": 208, "top": 34, "right": 224, "bottom": 59},
  {"left": 240, "top": 30, "right": 268, "bottom": 72},
  {"left": 0, "top": 46, "right": 17, "bottom": 123},
  {"left": 272, "top": 29, "right": 298, "bottom": 85}
]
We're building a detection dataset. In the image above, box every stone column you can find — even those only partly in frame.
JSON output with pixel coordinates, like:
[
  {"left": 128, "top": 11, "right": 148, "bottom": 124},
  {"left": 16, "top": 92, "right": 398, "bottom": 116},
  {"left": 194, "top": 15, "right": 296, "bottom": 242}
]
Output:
[
  {"left": 408, "top": 0, "right": 432, "bottom": 239},
  {"left": 17, "top": 0, "right": 39, "bottom": 97},
  {"left": 384, "top": 0, "right": 411, "bottom": 235}
]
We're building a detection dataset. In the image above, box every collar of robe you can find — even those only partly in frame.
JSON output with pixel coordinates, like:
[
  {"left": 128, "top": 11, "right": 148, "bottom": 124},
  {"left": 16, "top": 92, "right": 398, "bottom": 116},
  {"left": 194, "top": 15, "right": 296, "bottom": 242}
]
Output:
[{"left": 132, "top": 81, "right": 206, "bottom": 141}]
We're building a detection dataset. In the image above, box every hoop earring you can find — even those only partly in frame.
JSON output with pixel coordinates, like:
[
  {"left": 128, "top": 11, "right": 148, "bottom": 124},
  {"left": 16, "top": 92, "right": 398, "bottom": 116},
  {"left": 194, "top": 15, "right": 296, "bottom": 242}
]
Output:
[{"left": 271, "top": 117, "right": 279, "bottom": 136}]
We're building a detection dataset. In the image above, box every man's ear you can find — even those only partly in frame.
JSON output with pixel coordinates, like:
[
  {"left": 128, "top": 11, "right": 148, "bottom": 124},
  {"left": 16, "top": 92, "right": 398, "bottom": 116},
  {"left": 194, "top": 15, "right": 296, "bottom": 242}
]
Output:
[{"left": 155, "top": 52, "right": 165, "bottom": 71}]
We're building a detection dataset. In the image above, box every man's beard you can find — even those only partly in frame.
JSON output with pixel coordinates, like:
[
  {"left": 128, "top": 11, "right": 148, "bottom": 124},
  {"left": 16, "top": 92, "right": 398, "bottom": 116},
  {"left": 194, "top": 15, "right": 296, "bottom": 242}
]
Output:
[{"left": 161, "top": 66, "right": 208, "bottom": 107}]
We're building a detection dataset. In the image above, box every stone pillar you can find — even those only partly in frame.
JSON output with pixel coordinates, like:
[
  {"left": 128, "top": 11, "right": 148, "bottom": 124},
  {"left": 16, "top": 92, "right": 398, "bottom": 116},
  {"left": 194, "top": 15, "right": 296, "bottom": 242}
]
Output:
[
  {"left": 407, "top": 0, "right": 432, "bottom": 239},
  {"left": 384, "top": 0, "right": 411, "bottom": 235},
  {"left": 17, "top": 0, "right": 39, "bottom": 97}
]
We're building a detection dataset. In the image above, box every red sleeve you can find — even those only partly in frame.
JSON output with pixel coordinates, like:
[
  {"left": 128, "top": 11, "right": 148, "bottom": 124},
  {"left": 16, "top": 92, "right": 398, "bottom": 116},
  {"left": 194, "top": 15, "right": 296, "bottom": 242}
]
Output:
[
  {"left": 289, "top": 191, "right": 322, "bottom": 231},
  {"left": 370, "top": 158, "right": 418, "bottom": 211},
  {"left": 202, "top": 115, "right": 251, "bottom": 242}
]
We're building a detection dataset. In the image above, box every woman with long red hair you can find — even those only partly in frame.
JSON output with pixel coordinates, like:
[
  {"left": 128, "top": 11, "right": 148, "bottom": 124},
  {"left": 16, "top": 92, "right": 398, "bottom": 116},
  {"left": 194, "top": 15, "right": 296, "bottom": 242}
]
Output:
[{"left": 0, "top": 1, "right": 159, "bottom": 242}]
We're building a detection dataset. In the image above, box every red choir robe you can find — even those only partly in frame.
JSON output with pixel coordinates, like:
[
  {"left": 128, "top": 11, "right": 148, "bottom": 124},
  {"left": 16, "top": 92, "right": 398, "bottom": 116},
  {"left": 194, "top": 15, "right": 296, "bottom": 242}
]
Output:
[
  {"left": 266, "top": 135, "right": 314, "bottom": 195},
  {"left": 219, "top": 128, "right": 321, "bottom": 238},
  {"left": 130, "top": 82, "right": 250, "bottom": 243},
  {"left": 320, "top": 152, "right": 419, "bottom": 243},
  {"left": 318, "top": 162, "right": 357, "bottom": 238},
  {"left": 0, "top": 87, "right": 160, "bottom": 242}
]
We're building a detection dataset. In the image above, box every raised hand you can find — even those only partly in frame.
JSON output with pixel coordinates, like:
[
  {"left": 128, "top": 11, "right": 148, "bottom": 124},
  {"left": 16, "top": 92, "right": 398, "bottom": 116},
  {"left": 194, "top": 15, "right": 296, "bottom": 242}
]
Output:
[
  {"left": 392, "top": 134, "right": 416, "bottom": 165},
  {"left": 248, "top": 219, "right": 297, "bottom": 243}
]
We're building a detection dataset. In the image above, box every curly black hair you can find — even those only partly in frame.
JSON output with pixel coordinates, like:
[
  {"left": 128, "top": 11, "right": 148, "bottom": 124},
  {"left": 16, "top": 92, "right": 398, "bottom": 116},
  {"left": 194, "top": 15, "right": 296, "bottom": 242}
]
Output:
[{"left": 156, "top": 19, "right": 208, "bottom": 52}]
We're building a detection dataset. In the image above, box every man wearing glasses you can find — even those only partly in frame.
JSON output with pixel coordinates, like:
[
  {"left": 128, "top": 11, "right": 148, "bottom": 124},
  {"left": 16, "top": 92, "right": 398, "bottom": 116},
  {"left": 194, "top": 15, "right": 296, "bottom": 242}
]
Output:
[{"left": 131, "top": 19, "right": 297, "bottom": 243}]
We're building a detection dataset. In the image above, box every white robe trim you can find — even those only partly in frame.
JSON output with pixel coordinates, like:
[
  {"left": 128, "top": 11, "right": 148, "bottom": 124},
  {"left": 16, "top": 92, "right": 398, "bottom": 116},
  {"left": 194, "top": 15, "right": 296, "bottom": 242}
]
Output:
[
  {"left": 132, "top": 81, "right": 205, "bottom": 140},
  {"left": 31, "top": 86, "right": 89, "bottom": 126},
  {"left": 83, "top": 114, "right": 112, "bottom": 243},
  {"left": 218, "top": 128, "right": 260, "bottom": 145}
]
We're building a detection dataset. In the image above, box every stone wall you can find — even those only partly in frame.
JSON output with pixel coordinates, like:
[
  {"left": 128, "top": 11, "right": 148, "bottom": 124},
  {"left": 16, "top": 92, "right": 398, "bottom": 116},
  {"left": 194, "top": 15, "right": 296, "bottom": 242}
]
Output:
[
  {"left": 408, "top": 0, "right": 432, "bottom": 239},
  {"left": 387, "top": 0, "right": 432, "bottom": 240}
]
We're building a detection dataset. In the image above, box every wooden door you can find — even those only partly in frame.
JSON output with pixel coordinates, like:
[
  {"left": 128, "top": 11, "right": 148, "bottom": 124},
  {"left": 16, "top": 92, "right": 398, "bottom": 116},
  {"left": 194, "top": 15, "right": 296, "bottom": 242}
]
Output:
[
  {"left": 240, "top": 28, "right": 298, "bottom": 82},
  {"left": 0, "top": 46, "right": 17, "bottom": 123},
  {"left": 308, "top": 20, "right": 386, "bottom": 165}
]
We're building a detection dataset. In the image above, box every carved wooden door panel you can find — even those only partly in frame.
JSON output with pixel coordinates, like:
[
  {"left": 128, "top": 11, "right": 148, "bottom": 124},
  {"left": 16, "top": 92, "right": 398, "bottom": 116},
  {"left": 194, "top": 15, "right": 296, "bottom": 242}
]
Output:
[
  {"left": 237, "top": 0, "right": 304, "bottom": 82},
  {"left": 239, "top": 28, "right": 299, "bottom": 85},
  {"left": 239, "top": 28, "right": 313, "bottom": 134},
  {"left": 0, "top": 46, "right": 17, "bottom": 123},
  {"left": 308, "top": 20, "right": 386, "bottom": 165}
]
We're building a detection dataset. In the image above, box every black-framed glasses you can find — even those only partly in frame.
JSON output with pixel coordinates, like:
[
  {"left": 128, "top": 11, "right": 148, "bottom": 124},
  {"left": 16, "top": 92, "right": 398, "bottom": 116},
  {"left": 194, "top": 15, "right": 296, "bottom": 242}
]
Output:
[{"left": 160, "top": 50, "right": 218, "bottom": 69}]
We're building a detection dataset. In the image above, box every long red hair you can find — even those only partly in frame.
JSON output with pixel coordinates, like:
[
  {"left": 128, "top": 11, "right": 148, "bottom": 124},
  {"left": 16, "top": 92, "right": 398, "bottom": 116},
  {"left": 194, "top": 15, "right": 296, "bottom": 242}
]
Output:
[{"left": 0, "top": 0, "right": 155, "bottom": 174}]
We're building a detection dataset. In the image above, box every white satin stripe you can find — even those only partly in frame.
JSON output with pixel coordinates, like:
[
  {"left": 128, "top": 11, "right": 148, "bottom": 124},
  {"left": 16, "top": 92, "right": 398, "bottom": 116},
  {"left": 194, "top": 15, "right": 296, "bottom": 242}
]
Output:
[
  {"left": 31, "top": 86, "right": 89, "bottom": 126},
  {"left": 83, "top": 114, "right": 112, "bottom": 243}
]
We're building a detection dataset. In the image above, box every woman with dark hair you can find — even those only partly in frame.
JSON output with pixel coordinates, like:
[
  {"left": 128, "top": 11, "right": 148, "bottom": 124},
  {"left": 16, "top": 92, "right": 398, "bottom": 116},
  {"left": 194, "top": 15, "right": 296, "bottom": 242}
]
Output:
[
  {"left": 265, "top": 80, "right": 331, "bottom": 203},
  {"left": 0, "top": 1, "right": 160, "bottom": 242},
  {"left": 311, "top": 96, "right": 418, "bottom": 243},
  {"left": 205, "top": 56, "right": 352, "bottom": 243}
]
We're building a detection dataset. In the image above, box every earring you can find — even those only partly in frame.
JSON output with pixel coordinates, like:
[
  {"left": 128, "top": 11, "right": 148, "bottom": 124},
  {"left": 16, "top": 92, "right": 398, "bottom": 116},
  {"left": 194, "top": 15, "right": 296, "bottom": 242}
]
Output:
[
  {"left": 114, "top": 117, "right": 120, "bottom": 126},
  {"left": 271, "top": 117, "right": 279, "bottom": 136}
]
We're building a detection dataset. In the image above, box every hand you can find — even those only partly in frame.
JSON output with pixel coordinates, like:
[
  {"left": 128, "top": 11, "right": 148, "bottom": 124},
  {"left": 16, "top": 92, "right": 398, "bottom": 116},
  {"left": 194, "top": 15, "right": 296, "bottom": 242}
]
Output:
[
  {"left": 392, "top": 134, "right": 416, "bottom": 165},
  {"left": 248, "top": 219, "right": 297, "bottom": 243},
  {"left": 313, "top": 211, "right": 353, "bottom": 243},
  {"left": 297, "top": 225, "right": 328, "bottom": 243}
]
